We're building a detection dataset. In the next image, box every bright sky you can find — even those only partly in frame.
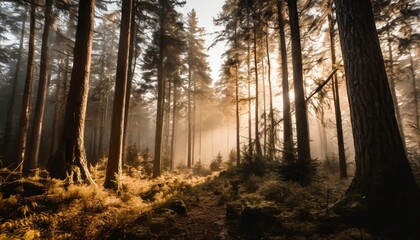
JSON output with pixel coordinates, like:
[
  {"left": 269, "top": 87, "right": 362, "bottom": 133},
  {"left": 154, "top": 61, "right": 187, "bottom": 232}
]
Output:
[{"left": 178, "top": 0, "right": 226, "bottom": 82}]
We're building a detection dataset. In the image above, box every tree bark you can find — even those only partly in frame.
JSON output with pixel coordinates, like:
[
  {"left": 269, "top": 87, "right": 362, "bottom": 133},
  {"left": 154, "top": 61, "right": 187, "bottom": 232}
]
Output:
[
  {"left": 187, "top": 52, "right": 193, "bottom": 168},
  {"left": 335, "top": 0, "right": 420, "bottom": 229},
  {"left": 104, "top": 0, "right": 132, "bottom": 189},
  {"left": 266, "top": 26, "right": 275, "bottom": 161},
  {"left": 247, "top": 17, "right": 252, "bottom": 156},
  {"left": 277, "top": 0, "right": 294, "bottom": 163},
  {"left": 25, "top": 0, "right": 53, "bottom": 176},
  {"left": 170, "top": 80, "right": 178, "bottom": 170},
  {"left": 122, "top": 5, "right": 137, "bottom": 165},
  {"left": 154, "top": 13, "right": 166, "bottom": 178},
  {"left": 287, "top": 0, "right": 311, "bottom": 164},
  {"left": 253, "top": 20, "right": 263, "bottom": 159},
  {"left": 49, "top": 0, "right": 96, "bottom": 186},
  {"left": 234, "top": 3, "right": 241, "bottom": 165},
  {"left": 328, "top": 1, "right": 347, "bottom": 179},
  {"left": 17, "top": 3, "right": 36, "bottom": 172}
]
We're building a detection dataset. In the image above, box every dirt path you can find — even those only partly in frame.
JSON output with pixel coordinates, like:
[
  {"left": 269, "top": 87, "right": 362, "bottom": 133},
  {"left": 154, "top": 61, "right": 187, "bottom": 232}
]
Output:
[{"left": 176, "top": 190, "right": 227, "bottom": 240}]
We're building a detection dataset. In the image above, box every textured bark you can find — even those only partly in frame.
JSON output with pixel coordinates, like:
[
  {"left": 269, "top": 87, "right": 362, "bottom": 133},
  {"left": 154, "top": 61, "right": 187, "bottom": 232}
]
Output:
[
  {"left": 253, "top": 20, "right": 263, "bottom": 159},
  {"left": 234, "top": 4, "right": 241, "bottom": 165},
  {"left": 192, "top": 77, "right": 196, "bottom": 166},
  {"left": 277, "top": 0, "right": 294, "bottom": 163},
  {"left": 328, "top": 0, "right": 347, "bottom": 179},
  {"left": 122, "top": 6, "right": 137, "bottom": 165},
  {"left": 287, "top": 0, "right": 311, "bottom": 163},
  {"left": 335, "top": 0, "right": 420, "bottom": 228},
  {"left": 170, "top": 82, "right": 178, "bottom": 170},
  {"left": 104, "top": 0, "right": 132, "bottom": 189},
  {"left": 25, "top": 0, "right": 53, "bottom": 176},
  {"left": 5, "top": 5, "right": 27, "bottom": 143},
  {"left": 17, "top": 4, "right": 36, "bottom": 172},
  {"left": 262, "top": 43, "right": 267, "bottom": 157},
  {"left": 247, "top": 17, "right": 252, "bottom": 156},
  {"left": 154, "top": 18, "right": 166, "bottom": 178},
  {"left": 49, "top": 0, "right": 96, "bottom": 186},
  {"left": 187, "top": 53, "right": 193, "bottom": 168},
  {"left": 266, "top": 26, "right": 275, "bottom": 161}
]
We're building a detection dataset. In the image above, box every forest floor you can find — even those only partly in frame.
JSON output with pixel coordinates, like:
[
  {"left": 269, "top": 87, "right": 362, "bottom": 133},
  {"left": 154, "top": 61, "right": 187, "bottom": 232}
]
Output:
[{"left": 1, "top": 159, "right": 420, "bottom": 239}]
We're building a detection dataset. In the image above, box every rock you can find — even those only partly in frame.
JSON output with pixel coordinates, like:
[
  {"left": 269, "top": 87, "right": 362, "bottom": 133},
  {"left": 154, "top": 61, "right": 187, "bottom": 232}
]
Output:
[
  {"left": 239, "top": 204, "right": 281, "bottom": 237},
  {"left": 168, "top": 199, "right": 187, "bottom": 216}
]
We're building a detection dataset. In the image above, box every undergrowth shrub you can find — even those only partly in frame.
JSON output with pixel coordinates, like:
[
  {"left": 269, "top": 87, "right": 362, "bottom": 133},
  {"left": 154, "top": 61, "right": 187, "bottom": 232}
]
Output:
[
  {"left": 0, "top": 168, "right": 212, "bottom": 240},
  {"left": 210, "top": 152, "right": 224, "bottom": 171},
  {"left": 279, "top": 160, "right": 318, "bottom": 186},
  {"left": 322, "top": 156, "right": 340, "bottom": 175},
  {"left": 193, "top": 162, "right": 211, "bottom": 176}
]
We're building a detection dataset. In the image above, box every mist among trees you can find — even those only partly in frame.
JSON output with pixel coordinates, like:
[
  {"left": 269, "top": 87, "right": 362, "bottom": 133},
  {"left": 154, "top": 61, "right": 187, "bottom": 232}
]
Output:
[{"left": 0, "top": 0, "right": 419, "bottom": 239}]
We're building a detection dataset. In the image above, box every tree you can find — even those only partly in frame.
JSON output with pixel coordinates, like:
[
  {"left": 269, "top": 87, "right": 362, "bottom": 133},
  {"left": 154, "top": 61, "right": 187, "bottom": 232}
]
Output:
[
  {"left": 334, "top": 0, "right": 420, "bottom": 231},
  {"left": 49, "top": 0, "right": 96, "bottom": 186},
  {"left": 214, "top": 0, "right": 242, "bottom": 165},
  {"left": 141, "top": 0, "right": 185, "bottom": 177},
  {"left": 25, "top": 0, "right": 54, "bottom": 176},
  {"left": 186, "top": 9, "right": 212, "bottom": 168},
  {"left": 251, "top": 6, "right": 263, "bottom": 159},
  {"left": 276, "top": 0, "right": 294, "bottom": 163},
  {"left": 104, "top": 0, "right": 132, "bottom": 189},
  {"left": 17, "top": 2, "right": 36, "bottom": 172},
  {"left": 287, "top": 0, "right": 311, "bottom": 165},
  {"left": 327, "top": 0, "right": 347, "bottom": 179},
  {"left": 279, "top": 0, "right": 316, "bottom": 185}
]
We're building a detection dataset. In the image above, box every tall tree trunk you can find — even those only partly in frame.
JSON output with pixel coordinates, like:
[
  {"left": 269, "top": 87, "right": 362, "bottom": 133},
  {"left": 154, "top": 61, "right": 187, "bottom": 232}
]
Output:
[
  {"left": 328, "top": 0, "right": 347, "bottom": 179},
  {"left": 261, "top": 41, "right": 267, "bottom": 157},
  {"left": 386, "top": 31, "right": 405, "bottom": 149},
  {"left": 164, "top": 77, "right": 172, "bottom": 161},
  {"left": 277, "top": 0, "right": 293, "bottom": 163},
  {"left": 247, "top": 17, "right": 252, "bottom": 156},
  {"left": 287, "top": 0, "right": 311, "bottom": 164},
  {"left": 266, "top": 26, "right": 275, "bottom": 161},
  {"left": 198, "top": 102, "right": 202, "bottom": 163},
  {"left": 170, "top": 81, "right": 178, "bottom": 170},
  {"left": 49, "top": 0, "right": 96, "bottom": 186},
  {"left": 17, "top": 3, "right": 36, "bottom": 172},
  {"left": 192, "top": 77, "right": 196, "bottom": 165},
  {"left": 25, "top": 0, "right": 53, "bottom": 176},
  {"left": 5, "top": 5, "right": 27, "bottom": 143},
  {"left": 253, "top": 20, "right": 263, "bottom": 159},
  {"left": 154, "top": 27, "right": 166, "bottom": 178},
  {"left": 187, "top": 57, "right": 193, "bottom": 168},
  {"left": 335, "top": 0, "right": 420, "bottom": 228},
  {"left": 122, "top": 6, "right": 137, "bottom": 164},
  {"left": 104, "top": 0, "right": 132, "bottom": 189},
  {"left": 234, "top": 4, "right": 241, "bottom": 165}
]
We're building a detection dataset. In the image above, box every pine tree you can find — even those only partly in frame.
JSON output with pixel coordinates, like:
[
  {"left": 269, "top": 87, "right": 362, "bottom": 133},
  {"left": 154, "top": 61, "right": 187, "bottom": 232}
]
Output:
[
  {"left": 49, "top": 0, "right": 96, "bottom": 186},
  {"left": 25, "top": 0, "right": 54, "bottom": 176},
  {"left": 334, "top": 0, "right": 420, "bottom": 231},
  {"left": 104, "top": 0, "right": 133, "bottom": 189}
]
